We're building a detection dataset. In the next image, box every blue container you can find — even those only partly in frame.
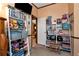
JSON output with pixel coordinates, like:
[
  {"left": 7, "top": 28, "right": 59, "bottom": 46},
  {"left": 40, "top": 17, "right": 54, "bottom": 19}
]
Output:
[
  {"left": 22, "top": 30, "right": 27, "bottom": 39},
  {"left": 62, "top": 23, "right": 71, "bottom": 30},
  {"left": 10, "top": 31, "right": 21, "bottom": 41}
]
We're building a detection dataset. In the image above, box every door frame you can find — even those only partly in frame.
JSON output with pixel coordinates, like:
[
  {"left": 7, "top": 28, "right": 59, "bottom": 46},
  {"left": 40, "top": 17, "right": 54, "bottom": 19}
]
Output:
[{"left": 31, "top": 15, "right": 38, "bottom": 44}]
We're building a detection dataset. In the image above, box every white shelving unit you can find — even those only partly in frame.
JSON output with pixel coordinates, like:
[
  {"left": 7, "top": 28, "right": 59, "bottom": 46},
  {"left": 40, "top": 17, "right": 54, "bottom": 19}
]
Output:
[
  {"left": 62, "top": 14, "right": 71, "bottom": 52},
  {"left": 6, "top": 5, "right": 30, "bottom": 56},
  {"left": 46, "top": 14, "right": 72, "bottom": 52}
]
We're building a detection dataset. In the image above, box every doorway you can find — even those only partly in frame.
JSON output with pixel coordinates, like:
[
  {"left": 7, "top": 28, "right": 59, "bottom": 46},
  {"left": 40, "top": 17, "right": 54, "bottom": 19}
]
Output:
[
  {"left": 31, "top": 15, "right": 38, "bottom": 47},
  {"left": 38, "top": 17, "right": 46, "bottom": 46}
]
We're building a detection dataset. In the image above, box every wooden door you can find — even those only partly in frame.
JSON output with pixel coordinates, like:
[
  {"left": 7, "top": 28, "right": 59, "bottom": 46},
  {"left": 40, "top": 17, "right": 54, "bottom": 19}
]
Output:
[
  {"left": 0, "top": 17, "right": 8, "bottom": 56},
  {"left": 0, "top": 20, "right": 5, "bottom": 33}
]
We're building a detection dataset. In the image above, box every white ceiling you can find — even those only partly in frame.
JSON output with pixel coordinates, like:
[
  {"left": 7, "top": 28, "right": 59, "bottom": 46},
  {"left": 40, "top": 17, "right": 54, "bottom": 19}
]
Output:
[{"left": 33, "top": 3, "right": 52, "bottom": 8}]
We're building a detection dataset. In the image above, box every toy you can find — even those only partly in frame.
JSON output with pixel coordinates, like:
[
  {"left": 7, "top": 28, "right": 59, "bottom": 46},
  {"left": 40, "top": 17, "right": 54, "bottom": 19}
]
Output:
[
  {"left": 62, "top": 14, "right": 68, "bottom": 19},
  {"left": 10, "top": 19, "right": 18, "bottom": 29},
  {"left": 57, "top": 18, "right": 62, "bottom": 24},
  {"left": 12, "top": 19, "right": 18, "bottom": 29},
  {"left": 9, "top": 20, "right": 13, "bottom": 28},
  {"left": 17, "top": 20, "right": 24, "bottom": 29},
  {"left": 12, "top": 41, "right": 19, "bottom": 51}
]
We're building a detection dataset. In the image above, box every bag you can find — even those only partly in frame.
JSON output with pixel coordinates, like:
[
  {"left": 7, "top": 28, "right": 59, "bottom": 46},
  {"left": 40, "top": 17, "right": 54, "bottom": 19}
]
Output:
[
  {"left": 57, "top": 35, "right": 63, "bottom": 41},
  {"left": 12, "top": 49, "right": 24, "bottom": 56},
  {"left": 50, "top": 35, "right": 56, "bottom": 40}
]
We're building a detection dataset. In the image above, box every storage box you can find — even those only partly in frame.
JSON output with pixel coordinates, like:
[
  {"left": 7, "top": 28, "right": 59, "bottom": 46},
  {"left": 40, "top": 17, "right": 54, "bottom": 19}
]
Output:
[
  {"left": 10, "top": 31, "right": 21, "bottom": 41},
  {"left": 22, "top": 30, "right": 27, "bottom": 39},
  {"left": 62, "top": 23, "right": 71, "bottom": 30}
]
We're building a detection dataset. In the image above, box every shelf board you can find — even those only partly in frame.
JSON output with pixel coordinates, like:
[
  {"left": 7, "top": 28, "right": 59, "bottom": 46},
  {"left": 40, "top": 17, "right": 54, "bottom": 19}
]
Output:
[
  {"left": 9, "top": 16, "right": 21, "bottom": 20},
  {"left": 63, "top": 35, "right": 70, "bottom": 36},
  {"left": 62, "top": 42, "right": 70, "bottom": 45},
  {"left": 9, "top": 16, "right": 26, "bottom": 21},
  {"left": 62, "top": 48, "right": 71, "bottom": 52},
  {"left": 11, "top": 37, "right": 28, "bottom": 41},
  {"left": 10, "top": 29, "right": 23, "bottom": 32},
  {"left": 62, "top": 47, "right": 71, "bottom": 49}
]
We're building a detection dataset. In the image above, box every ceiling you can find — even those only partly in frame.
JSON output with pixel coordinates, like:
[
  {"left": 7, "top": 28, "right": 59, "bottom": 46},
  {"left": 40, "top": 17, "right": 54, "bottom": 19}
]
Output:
[{"left": 32, "top": 3, "right": 55, "bottom": 9}]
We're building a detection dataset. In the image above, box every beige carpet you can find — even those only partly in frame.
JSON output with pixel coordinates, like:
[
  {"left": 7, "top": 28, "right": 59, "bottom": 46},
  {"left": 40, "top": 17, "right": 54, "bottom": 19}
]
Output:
[{"left": 30, "top": 44, "right": 71, "bottom": 56}]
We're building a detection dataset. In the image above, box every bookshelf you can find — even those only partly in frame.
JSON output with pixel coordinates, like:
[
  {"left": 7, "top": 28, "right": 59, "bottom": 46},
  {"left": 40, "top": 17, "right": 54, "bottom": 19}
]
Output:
[{"left": 6, "top": 5, "right": 30, "bottom": 56}]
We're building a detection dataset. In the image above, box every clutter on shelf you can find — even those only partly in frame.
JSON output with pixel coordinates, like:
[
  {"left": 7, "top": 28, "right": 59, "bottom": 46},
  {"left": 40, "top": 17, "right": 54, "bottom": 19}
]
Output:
[
  {"left": 7, "top": 6, "right": 30, "bottom": 56},
  {"left": 46, "top": 13, "right": 72, "bottom": 52}
]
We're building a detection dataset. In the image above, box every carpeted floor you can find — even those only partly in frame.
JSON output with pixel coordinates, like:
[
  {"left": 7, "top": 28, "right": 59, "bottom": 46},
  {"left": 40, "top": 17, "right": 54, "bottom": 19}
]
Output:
[{"left": 30, "top": 44, "right": 71, "bottom": 56}]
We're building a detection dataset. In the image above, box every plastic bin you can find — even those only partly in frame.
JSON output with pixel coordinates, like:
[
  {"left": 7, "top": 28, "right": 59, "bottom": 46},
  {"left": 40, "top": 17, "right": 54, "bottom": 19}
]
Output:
[{"left": 10, "top": 31, "right": 22, "bottom": 41}]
